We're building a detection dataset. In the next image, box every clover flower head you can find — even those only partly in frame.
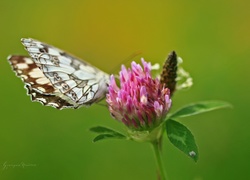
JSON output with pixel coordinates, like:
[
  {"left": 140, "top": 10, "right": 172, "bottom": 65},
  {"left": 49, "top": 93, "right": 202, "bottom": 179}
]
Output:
[{"left": 106, "top": 59, "right": 172, "bottom": 131}]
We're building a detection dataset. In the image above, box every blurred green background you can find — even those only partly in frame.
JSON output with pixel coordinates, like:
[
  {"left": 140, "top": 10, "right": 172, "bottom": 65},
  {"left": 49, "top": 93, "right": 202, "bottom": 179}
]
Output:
[{"left": 0, "top": 0, "right": 249, "bottom": 179}]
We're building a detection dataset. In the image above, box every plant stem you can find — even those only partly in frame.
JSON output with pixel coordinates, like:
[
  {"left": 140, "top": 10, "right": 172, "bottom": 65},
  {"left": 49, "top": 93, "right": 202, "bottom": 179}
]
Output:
[{"left": 152, "top": 139, "right": 168, "bottom": 180}]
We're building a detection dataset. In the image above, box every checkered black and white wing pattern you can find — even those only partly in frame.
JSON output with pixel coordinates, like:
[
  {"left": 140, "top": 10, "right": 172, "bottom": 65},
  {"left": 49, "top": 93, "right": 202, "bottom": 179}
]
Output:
[
  {"left": 8, "top": 55, "right": 77, "bottom": 109},
  {"left": 8, "top": 38, "right": 110, "bottom": 109}
]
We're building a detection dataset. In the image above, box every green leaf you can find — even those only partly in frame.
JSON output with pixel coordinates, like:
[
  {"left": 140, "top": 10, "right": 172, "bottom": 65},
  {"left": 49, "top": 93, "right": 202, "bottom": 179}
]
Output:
[
  {"left": 93, "top": 134, "right": 126, "bottom": 142},
  {"left": 90, "top": 126, "right": 127, "bottom": 142},
  {"left": 169, "top": 101, "right": 232, "bottom": 119},
  {"left": 166, "top": 119, "right": 199, "bottom": 162},
  {"left": 90, "top": 126, "right": 120, "bottom": 134}
]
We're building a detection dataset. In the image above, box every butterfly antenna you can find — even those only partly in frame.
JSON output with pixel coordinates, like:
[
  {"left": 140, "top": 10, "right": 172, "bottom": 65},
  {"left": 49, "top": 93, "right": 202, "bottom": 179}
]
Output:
[{"left": 109, "top": 50, "right": 143, "bottom": 75}]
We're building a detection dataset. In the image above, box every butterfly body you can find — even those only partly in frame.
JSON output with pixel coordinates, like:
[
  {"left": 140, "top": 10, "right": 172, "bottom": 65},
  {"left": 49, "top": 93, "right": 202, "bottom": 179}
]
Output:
[{"left": 8, "top": 38, "right": 110, "bottom": 109}]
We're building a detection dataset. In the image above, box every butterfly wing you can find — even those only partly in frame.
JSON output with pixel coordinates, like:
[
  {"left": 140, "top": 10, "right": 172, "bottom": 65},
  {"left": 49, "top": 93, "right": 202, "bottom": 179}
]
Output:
[
  {"left": 8, "top": 38, "right": 110, "bottom": 109},
  {"left": 8, "top": 55, "right": 77, "bottom": 109}
]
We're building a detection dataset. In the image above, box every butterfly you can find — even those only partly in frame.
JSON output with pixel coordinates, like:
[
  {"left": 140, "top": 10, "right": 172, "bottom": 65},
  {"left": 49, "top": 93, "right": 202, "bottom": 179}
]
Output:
[{"left": 8, "top": 38, "right": 110, "bottom": 109}]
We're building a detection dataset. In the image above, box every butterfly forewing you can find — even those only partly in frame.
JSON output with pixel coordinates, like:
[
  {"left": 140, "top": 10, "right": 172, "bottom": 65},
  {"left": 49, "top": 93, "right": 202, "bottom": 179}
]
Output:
[{"left": 8, "top": 38, "right": 110, "bottom": 109}]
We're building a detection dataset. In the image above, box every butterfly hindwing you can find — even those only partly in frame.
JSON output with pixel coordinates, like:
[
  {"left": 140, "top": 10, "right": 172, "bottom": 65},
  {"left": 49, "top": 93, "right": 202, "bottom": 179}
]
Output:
[
  {"left": 8, "top": 55, "right": 76, "bottom": 109},
  {"left": 8, "top": 38, "right": 110, "bottom": 109}
]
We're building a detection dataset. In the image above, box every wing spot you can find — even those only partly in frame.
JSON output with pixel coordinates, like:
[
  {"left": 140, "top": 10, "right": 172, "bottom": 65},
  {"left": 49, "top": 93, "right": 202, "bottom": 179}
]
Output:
[
  {"left": 16, "top": 63, "right": 29, "bottom": 69},
  {"left": 36, "top": 77, "right": 50, "bottom": 85},
  {"left": 36, "top": 98, "right": 46, "bottom": 103},
  {"left": 70, "top": 91, "right": 77, "bottom": 100},
  {"left": 29, "top": 68, "right": 44, "bottom": 78},
  {"left": 61, "top": 83, "right": 69, "bottom": 90},
  {"left": 29, "top": 53, "right": 38, "bottom": 59},
  {"left": 52, "top": 56, "right": 60, "bottom": 66},
  {"left": 37, "top": 87, "right": 46, "bottom": 92},
  {"left": 21, "top": 75, "right": 28, "bottom": 79},
  {"left": 24, "top": 58, "right": 33, "bottom": 64},
  {"left": 39, "top": 47, "right": 48, "bottom": 53},
  {"left": 12, "top": 60, "right": 18, "bottom": 64},
  {"left": 53, "top": 72, "right": 62, "bottom": 81}
]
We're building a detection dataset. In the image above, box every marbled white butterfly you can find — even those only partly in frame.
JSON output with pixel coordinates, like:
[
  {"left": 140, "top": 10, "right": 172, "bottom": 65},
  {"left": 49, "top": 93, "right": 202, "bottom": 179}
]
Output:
[{"left": 8, "top": 38, "right": 110, "bottom": 109}]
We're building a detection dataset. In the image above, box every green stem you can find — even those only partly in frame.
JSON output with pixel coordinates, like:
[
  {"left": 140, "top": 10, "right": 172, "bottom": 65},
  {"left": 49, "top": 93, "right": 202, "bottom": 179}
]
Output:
[{"left": 152, "top": 139, "right": 168, "bottom": 180}]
